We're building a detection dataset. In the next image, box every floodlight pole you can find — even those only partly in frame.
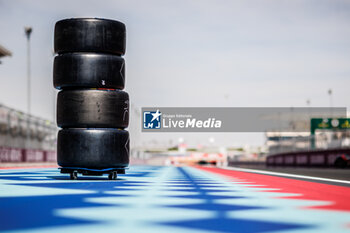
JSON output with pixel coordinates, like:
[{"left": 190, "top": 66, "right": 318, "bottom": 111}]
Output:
[
  {"left": 328, "top": 89, "right": 333, "bottom": 117},
  {"left": 25, "top": 27, "right": 32, "bottom": 149},
  {"left": 25, "top": 27, "right": 32, "bottom": 115}
]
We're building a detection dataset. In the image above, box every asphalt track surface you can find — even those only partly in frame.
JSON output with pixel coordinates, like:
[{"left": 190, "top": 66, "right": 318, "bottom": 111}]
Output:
[
  {"left": 229, "top": 164, "right": 350, "bottom": 182},
  {"left": 1, "top": 165, "right": 350, "bottom": 233}
]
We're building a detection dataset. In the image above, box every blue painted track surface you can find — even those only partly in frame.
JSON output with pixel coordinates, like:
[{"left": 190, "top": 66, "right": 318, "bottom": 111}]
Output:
[{"left": 0, "top": 166, "right": 349, "bottom": 233}]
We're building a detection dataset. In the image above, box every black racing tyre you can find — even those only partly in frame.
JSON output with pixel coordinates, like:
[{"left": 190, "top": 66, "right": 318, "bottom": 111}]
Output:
[
  {"left": 54, "top": 53, "right": 125, "bottom": 90},
  {"left": 57, "top": 89, "right": 129, "bottom": 128},
  {"left": 54, "top": 18, "right": 126, "bottom": 55},
  {"left": 57, "top": 129, "right": 129, "bottom": 168}
]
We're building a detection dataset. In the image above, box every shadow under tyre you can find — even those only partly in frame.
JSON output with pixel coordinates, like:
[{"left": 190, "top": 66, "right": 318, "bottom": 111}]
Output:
[
  {"left": 57, "top": 89, "right": 129, "bottom": 128},
  {"left": 57, "top": 128, "right": 129, "bottom": 169},
  {"left": 54, "top": 53, "right": 125, "bottom": 90},
  {"left": 54, "top": 18, "right": 126, "bottom": 55}
]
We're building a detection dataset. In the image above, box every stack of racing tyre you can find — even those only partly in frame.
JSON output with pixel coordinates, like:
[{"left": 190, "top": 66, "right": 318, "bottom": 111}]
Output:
[{"left": 53, "top": 18, "right": 129, "bottom": 180}]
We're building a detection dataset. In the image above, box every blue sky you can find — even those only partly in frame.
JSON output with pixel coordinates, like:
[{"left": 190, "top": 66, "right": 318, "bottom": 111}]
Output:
[{"left": 0, "top": 0, "right": 349, "bottom": 146}]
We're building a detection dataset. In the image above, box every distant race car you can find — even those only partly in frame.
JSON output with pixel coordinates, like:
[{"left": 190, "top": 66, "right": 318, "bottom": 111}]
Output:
[{"left": 334, "top": 154, "right": 350, "bottom": 168}]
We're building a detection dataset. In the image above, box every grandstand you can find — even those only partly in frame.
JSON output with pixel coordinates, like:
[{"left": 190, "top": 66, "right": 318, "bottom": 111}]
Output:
[{"left": 0, "top": 104, "right": 57, "bottom": 164}]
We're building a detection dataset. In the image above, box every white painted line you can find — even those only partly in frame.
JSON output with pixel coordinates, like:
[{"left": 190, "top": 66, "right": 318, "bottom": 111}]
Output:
[{"left": 220, "top": 166, "right": 350, "bottom": 185}]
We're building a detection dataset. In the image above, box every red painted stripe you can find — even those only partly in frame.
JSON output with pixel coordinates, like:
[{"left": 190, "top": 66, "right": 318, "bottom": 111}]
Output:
[{"left": 195, "top": 166, "right": 350, "bottom": 212}]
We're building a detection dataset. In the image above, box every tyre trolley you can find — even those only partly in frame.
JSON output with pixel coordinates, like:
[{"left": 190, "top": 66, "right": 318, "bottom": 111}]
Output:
[{"left": 59, "top": 167, "right": 127, "bottom": 180}]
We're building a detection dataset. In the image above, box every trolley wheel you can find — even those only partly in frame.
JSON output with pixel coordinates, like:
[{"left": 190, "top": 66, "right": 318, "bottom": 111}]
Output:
[
  {"left": 70, "top": 171, "right": 78, "bottom": 180},
  {"left": 108, "top": 171, "right": 117, "bottom": 180}
]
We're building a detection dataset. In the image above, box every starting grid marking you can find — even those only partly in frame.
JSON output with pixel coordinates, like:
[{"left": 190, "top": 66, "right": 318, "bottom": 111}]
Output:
[{"left": 0, "top": 166, "right": 349, "bottom": 233}]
